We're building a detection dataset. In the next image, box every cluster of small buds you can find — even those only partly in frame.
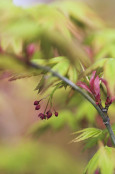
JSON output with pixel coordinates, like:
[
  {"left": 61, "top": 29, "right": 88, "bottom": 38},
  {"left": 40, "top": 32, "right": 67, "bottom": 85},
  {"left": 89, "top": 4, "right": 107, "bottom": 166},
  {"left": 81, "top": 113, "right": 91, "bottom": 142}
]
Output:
[
  {"left": 77, "top": 71, "right": 115, "bottom": 113},
  {"left": 38, "top": 110, "right": 58, "bottom": 120},
  {"left": 34, "top": 100, "right": 58, "bottom": 120}
]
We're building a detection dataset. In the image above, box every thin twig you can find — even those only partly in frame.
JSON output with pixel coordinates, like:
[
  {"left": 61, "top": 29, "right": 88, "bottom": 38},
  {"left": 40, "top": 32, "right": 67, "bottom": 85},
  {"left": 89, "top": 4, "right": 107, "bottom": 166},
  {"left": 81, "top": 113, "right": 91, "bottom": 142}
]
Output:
[{"left": 30, "top": 62, "right": 115, "bottom": 146}]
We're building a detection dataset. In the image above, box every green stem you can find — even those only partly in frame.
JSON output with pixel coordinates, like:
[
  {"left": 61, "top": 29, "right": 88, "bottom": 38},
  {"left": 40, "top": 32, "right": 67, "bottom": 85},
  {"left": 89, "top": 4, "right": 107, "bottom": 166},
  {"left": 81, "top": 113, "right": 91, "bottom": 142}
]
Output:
[
  {"left": 30, "top": 62, "right": 115, "bottom": 146},
  {"left": 44, "top": 98, "right": 50, "bottom": 114},
  {"left": 106, "top": 124, "right": 115, "bottom": 146}
]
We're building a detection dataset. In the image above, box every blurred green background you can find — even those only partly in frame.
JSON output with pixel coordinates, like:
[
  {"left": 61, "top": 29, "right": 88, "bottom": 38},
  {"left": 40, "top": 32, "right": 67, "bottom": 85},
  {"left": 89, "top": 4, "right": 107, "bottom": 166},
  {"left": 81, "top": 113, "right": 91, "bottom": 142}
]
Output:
[{"left": 0, "top": 0, "right": 115, "bottom": 174}]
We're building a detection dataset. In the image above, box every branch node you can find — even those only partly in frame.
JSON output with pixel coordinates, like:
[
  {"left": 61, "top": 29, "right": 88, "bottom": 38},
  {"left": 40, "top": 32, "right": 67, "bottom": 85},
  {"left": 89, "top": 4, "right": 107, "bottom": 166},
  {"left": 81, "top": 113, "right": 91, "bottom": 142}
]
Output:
[{"left": 103, "top": 116, "right": 110, "bottom": 125}]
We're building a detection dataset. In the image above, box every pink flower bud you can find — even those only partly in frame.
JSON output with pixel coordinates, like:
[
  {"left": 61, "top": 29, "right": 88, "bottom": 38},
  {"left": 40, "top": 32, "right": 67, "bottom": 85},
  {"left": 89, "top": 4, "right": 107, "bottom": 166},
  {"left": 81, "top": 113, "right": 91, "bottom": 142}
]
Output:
[{"left": 26, "top": 44, "right": 35, "bottom": 57}]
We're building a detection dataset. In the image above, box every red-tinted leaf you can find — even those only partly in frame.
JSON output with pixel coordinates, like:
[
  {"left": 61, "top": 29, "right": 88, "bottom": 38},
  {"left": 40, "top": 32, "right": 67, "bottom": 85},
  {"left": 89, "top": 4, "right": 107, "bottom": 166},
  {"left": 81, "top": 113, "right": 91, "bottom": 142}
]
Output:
[
  {"left": 77, "top": 81, "right": 92, "bottom": 94},
  {"left": 111, "top": 96, "right": 115, "bottom": 103},
  {"left": 95, "top": 93, "right": 101, "bottom": 103},
  {"left": 100, "top": 78, "right": 110, "bottom": 96},
  {"left": 89, "top": 71, "right": 96, "bottom": 92},
  {"left": 35, "top": 76, "right": 45, "bottom": 93},
  {"left": 94, "top": 76, "right": 100, "bottom": 97}
]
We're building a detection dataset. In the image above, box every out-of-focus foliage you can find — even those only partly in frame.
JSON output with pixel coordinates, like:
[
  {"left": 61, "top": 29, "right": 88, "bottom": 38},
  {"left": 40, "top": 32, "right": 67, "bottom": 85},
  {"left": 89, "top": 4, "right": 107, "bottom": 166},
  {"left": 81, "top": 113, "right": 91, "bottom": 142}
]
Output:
[
  {"left": 85, "top": 29, "right": 115, "bottom": 59},
  {"left": 84, "top": 144, "right": 115, "bottom": 174},
  {"left": 28, "top": 110, "right": 78, "bottom": 137},
  {"left": 0, "top": 0, "right": 114, "bottom": 136},
  {"left": 1, "top": 0, "right": 115, "bottom": 174},
  {"left": 0, "top": 141, "right": 82, "bottom": 174},
  {"left": 104, "top": 58, "right": 115, "bottom": 96},
  {"left": 52, "top": 1, "right": 104, "bottom": 29}
]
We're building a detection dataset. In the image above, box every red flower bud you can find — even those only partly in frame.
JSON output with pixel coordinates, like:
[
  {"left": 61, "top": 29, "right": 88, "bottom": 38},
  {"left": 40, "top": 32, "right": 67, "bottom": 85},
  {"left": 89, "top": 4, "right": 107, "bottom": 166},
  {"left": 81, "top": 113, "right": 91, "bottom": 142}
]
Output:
[
  {"left": 34, "top": 101, "right": 39, "bottom": 105},
  {"left": 26, "top": 44, "right": 35, "bottom": 57},
  {"left": 35, "top": 104, "right": 40, "bottom": 110},
  {"left": 38, "top": 113, "right": 43, "bottom": 117},
  {"left": 105, "top": 96, "right": 112, "bottom": 106},
  {"left": 38, "top": 113, "right": 46, "bottom": 120},
  {"left": 46, "top": 111, "right": 52, "bottom": 119},
  {"left": 55, "top": 112, "right": 58, "bottom": 117}
]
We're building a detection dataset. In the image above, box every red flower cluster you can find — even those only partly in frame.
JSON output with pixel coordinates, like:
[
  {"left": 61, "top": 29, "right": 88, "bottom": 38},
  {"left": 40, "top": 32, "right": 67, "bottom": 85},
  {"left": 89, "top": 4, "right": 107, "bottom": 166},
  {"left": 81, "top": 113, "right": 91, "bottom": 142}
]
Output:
[
  {"left": 77, "top": 71, "right": 115, "bottom": 107},
  {"left": 34, "top": 100, "right": 58, "bottom": 120}
]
